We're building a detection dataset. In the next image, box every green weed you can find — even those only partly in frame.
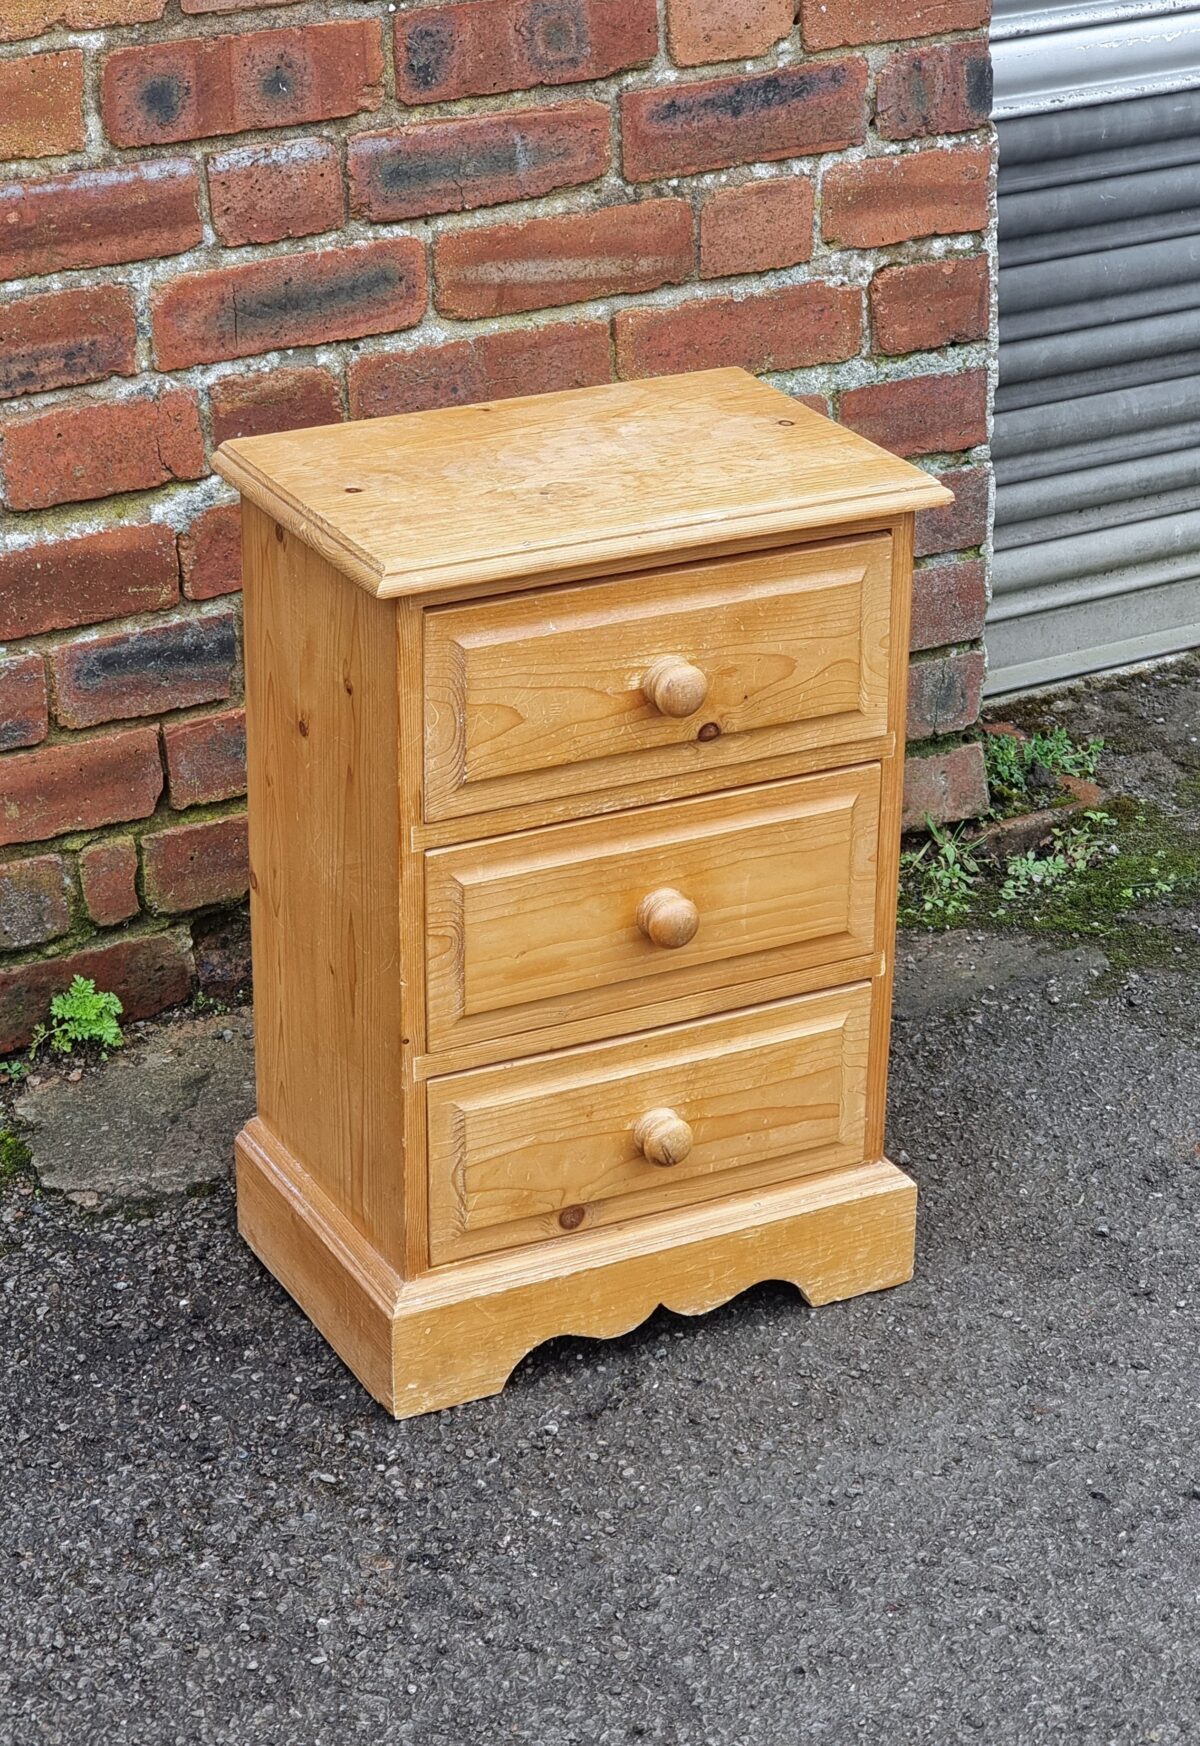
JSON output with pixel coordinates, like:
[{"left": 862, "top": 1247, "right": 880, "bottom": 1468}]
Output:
[{"left": 28, "top": 975, "right": 124, "bottom": 1059}]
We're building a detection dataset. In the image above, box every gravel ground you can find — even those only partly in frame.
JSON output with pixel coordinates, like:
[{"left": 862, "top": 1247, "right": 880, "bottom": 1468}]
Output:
[{"left": 3, "top": 660, "right": 1199, "bottom": 1746}]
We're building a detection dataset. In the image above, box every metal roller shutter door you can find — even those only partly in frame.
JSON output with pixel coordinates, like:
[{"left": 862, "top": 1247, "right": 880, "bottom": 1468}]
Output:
[{"left": 988, "top": 3, "right": 1200, "bottom": 694}]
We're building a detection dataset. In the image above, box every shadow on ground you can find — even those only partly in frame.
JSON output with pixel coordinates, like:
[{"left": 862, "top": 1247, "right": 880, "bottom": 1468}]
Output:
[{"left": 2, "top": 659, "right": 1199, "bottom": 1745}]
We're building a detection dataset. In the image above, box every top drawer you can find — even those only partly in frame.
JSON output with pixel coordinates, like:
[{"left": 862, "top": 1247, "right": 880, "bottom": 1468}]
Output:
[{"left": 423, "top": 535, "right": 893, "bottom": 821}]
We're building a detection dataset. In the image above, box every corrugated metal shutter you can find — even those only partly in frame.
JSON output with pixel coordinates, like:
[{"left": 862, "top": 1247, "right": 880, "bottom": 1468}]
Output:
[{"left": 987, "top": 2, "right": 1200, "bottom": 694}]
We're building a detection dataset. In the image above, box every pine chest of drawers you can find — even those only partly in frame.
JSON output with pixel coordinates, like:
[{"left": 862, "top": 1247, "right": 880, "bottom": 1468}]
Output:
[{"left": 215, "top": 367, "right": 952, "bottom": 1418}]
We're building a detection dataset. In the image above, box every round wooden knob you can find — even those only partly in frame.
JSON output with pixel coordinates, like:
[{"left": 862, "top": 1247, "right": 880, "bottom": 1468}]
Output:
[
  {"left": 642, "top": 655, "right": 708, "bottom": 719},
  {"left": 636, "top": 887, "right": 699, "bottom": 949},
  {"left": 633, "top": 1107, "right": 694, "bottom": 1167}
]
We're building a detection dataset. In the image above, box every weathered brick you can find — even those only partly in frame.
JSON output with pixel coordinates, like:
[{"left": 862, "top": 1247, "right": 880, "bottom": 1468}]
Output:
[
  {"left": 143, "top": 814, "right": 249, "bottom": 914},
  {"left": 0, "top": 160, "right": 202, "bottom": 280},
  {"left": 839, "top": 369, "right": 988, "bottom": 457},
  {"left": 902, "top": 738, "right": 987, "bottom": 829},
  {"left": 349, "top": 321, "right": 611, "bottom": 419},
  {"left": 349, "top": 104, "right": 609, "bottom": 224},
  {"left": 79, "top": 836, "right": 139, "bottom": 927},
  {"left": 914, "top": 462, "right": 990, "bottom": 558},
  {"left": 877, "top": 41, "right": 993, "bottom": 140},
  {"left": 163, "top": 707, "right": 247, "bottom": 808},
  {"left": 0, "top": 726, "right": 162, "bottom": 848},
  {"left": 1, "top": 390, "right": 204, "bottom": 512},
  {"left": 395, "top": 0, "right": 656, "bottom": 103},
  {"left": 0, "top": 653, "right": 48, "bottom": 751},
  {"left": 907, "top": 647, "right": 985, "bottom": 739},
  {"left": 1, "top": 0, "right": 165, "bottom": 44},
  {"left": 0, "top": 286, "right": 137, "bottom": 402},
  {"left": 699, "top": 177, "right": 814, "bottom": 279},
  {"left": 152, "top": 239, "right": 426, "bottom": 370},
  {"left": 210, "top": 367, "right": 341, "bottom": 449},
  {"left": 622, "top": 60, "right": 867, "bottom": 181},
  {"left": 616, "top": 282, "right": 862, "bottom": 379},
  {"left": 0, "top": 525, "right": 178, "bottom": 641},
  {"left": 101, "top": 20, "right": 384, "bottom": 149},
  {"left": 191, "top": 908, "right": 250, "bottom": 1000},
  {"left": 800, "top": 0, "right": 989, "bottom": 51},
  {"left": 667, "top": 0, "right": 793, "bottom": 65},
  {"left": 0, "top": 854, "right": 70, "bottom": 950},
  {"left": 0, "top": 931, "right": 192, "bottom": 1054},
  {"left": 0, "top": 50, "right": 84, "bottom": 160},
  {"left": 910, "top": 557, "right": 987, "bottom": 652},
  {"left": 208, "top": 138, "right": 342, "bottom": 247},
  {"left": 179, "top": 505, "right": 241, "bottom": 601},
  {"left": 870, "top": 256, "right": 989, "bottom": 355},
  {"left": 51, "top": 610, "right": 238, "bottom": 731},
  {"left": 434, "top": 200, "right": 692, "bottom": 319},
  {"left": 822, "top": 146, "right": 991, "bottom": 248}
]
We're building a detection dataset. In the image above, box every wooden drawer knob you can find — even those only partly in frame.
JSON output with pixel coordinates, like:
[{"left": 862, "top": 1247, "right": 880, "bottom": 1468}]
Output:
[
  {"left": 633, "top": 1107, "right": 694, "bottom": 1168},
  {"left": 637, "top": 886, "right": 699, "bottom": 949},
  {"left": 642, "top": 655, "right": 709, "bottom": 719}
]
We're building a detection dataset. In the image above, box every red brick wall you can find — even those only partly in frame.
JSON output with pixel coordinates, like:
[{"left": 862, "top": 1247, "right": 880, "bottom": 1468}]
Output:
[{"left": 0, "top": 0, "right": 994, "bottom": 1048}]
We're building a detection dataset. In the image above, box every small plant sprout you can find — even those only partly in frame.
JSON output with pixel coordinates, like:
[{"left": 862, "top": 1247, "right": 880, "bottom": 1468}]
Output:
[
  {"left": 28, "top": 976, "right": 125, "bottom": 1060},
  {"left": 900, "top": 817, "right": 982, "bottom": 922},
  {"left": 984, "top": 726, "right": 1104, "bottom": 815}
]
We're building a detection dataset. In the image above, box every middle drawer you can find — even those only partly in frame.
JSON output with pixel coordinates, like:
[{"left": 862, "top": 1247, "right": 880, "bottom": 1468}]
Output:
[{"left": 424, "top": 763, "right": 881, "bottom": 1053}]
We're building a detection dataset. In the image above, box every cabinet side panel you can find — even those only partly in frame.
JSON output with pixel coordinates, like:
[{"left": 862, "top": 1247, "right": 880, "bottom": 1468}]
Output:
[
  {"left": 242, "top": 502, "right": 408, "bottom": 1270},
  {"left": 866, "top": 513, "right": 915, "bottom": 1160}
]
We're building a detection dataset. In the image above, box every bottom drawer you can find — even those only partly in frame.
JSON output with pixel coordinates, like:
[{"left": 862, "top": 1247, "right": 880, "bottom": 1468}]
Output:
[{"left": 426, "top": 983, "right": 873, "bottom": 1263}]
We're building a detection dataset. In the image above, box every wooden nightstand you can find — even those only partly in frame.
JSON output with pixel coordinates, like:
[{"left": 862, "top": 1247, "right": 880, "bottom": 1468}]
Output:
[{"left": 214, "top": 367, "right": 952, "bottom": 1418}]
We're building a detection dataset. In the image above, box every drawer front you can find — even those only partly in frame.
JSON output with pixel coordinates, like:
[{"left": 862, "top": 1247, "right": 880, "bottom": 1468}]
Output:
[
  {"left": 423, "top": 536, "right": 893, "bottom": 820},
  {"left": 427, "top": 984, "right": 873, "bottom": 1262},
  {"left": 425, "top": 764, "right": 880, "bottom": 1052}
]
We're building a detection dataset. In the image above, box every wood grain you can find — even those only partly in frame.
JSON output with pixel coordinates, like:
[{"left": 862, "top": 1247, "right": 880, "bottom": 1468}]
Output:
[
  {"left": 423, "top": 535, "right": 893, "bottom": 820},
  {"left": 238, "top": 1116, "right": 916, "bottom": 1418},
  {"left": 214, "top": 368, "right": 951, "bottom": 599},
  {"left": 426, "top": 985, "right": 872, "bottom": 1262},
  {"left": 424, "top": 764, "right": 882, "bottom": 1052}
]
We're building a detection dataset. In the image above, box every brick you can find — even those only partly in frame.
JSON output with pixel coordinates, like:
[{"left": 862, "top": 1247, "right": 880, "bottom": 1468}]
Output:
[
  {"left": 0, "top": 932, "right": 192, "bottom": 1054},
  {"left": 1, "top": 390, "right": 204, "bottom": 512},
  {"left": 51, "top": 610, "right": 238, "bottom": 731},
  {"left": 616, "top": 282, "right": 862, "bottom": 379},
  {"left": 622, "top": 60, "right": 867, "bottom": 181},
  {"left": 163, "top": 707, "right": 247, "bottom": 808},
  {"left": 395, "top": 0, "right": 656, "bottom": 103},
  {"left": 79, "top": 836, "right": 139, "bottom": 927},
  {"left": 152, "top": 239, "right": 426, "bottom": 370},
  {"left": 0, "top": 855, "right": 69, "bottom": 950},
  {"left": 870, "top": 255, "right": 989, "bottom": 355},
  {"left": 839, "top": 369, "right": 988, "bottom": 457},
  {"left": 101, "top": 20, "right": 384, "bottom": 149},
  {"left": 877, "top": 41, "right": 993, "bottom": 141},
  {"left": 0, "top": 160, "right": 202, "bottom": 281},
  {"left": 902, "top": 738, "right": 987, "bottom": 829},
  {"left": 0, "top": 653, "right": 48, "bottom": 751},
  {"left": 179, "top": 504, "right": 241, "bottom": 601},
  {"left": 208, "top": 138, "right": 342, "bottom": 247},
  {"left": 667, "top": 0, "right": 793, "bottom": 65},
  {"left": 699, "top": 178, "right": 814, "bottom": 279},
  {"left": 0, "top": 726, "right": 162, "bottom": 848},
  {"left": 210, "top": 367, "right": 341, "bottom": 449},
  {"left": 0, "top": 526, "right": 179, "bottom": 642},
  {"left": 434, "top": 199, "right": 692, "bottom": 320},
  {"left": 822, "top": 146, "right": 991, "bottom": 248},
  {"left": 349, "top": 103, "right": 609, "bottom": 224},
  {"left": 914, "top": 462, "right": 989, "bottom": 558},
  {"left": 0, "top": 50, "right": 84, "bottom": 159},
  {"left": 907, "top": 647, "right": 985, "bottom": 739},
  {"left": 910, "top": 558, "right": 987, "bottom": 652},
  {"left": 0, "top": 286, "right": 137, "bottom": 402},
  {"left": 800, "top": 0, "right": 988, "bottom": 51},
  {"left": 1, "top": 0, "right": 165, "bottom": 44},
  {"left": 349, "top": 321, "right": 611, "bottom": 419},
  {"left": 143, "top": 814, "right": 249, "bottom": 914}
]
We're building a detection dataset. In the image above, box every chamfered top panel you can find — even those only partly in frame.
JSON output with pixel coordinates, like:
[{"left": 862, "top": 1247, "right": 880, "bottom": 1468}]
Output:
[{"left": 213, "top": 368, "right": 953, "bottom": 598}]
